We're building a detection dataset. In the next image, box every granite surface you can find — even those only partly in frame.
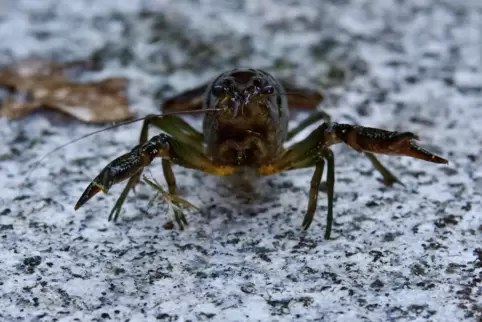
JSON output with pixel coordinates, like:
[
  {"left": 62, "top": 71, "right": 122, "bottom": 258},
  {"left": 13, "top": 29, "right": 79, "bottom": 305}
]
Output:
[{"left": 0, "top": 0, "right": 481, "bottom": 321}]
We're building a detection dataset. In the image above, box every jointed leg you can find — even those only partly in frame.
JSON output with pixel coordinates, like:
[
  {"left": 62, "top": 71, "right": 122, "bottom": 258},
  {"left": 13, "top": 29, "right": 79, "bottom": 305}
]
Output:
[
  {"left": 106, "top": 173, "right": 140, "bottom": 221},
  {"left": 364, "top": 152, "right": 401, "bottom": 186},
  {"left": 140, "top": 114, "right": 205, "bottom": 154},
  {"left": 301, "top": 149, "right": 335, "bottom": 239},
  {"left": 259, "top": 123, "right": 337, "bottom": 239},
  {"left": 162, "top": 159, "right": 177, "bottom": 195},
  {"left": 324, "top": 150, "right": 335, "bottom": 239},
  {"left": 161, "top": 159, "right": 188, "bottom": 228},
  {"left": 286, "top": 109, "right": 332, "bottom": 141},
  {"left": 304, "top": 160, "right": 324, "bottom": 230}
]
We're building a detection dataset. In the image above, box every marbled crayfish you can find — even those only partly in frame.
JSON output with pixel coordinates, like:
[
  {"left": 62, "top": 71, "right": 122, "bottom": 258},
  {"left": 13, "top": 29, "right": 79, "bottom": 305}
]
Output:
[{"left": 74, "top": 69, "right": 448, "bottom": 239}]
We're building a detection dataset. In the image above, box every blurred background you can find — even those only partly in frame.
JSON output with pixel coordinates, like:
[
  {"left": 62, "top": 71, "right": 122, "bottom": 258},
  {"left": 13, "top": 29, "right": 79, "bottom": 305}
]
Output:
[{"left": 0, "top": 1, "right": 481, "bottom": 321}]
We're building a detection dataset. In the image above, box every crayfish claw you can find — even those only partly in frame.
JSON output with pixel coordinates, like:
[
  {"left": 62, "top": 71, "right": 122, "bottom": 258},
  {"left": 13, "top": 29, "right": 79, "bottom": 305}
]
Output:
[
  {"left": 74, "top": 179, "right": 107, "bottom": 210},
  {"left": 406, "top": 141, "right": 448, "bottom": 164},
  {"left": 328, "top": 123, "right": 448, "bottom": 164}
]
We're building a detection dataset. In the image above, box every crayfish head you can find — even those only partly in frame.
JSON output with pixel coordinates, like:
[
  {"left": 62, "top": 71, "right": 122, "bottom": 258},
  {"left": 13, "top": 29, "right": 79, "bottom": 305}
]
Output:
[
  {"left": 209, "top": 69, "right": 279, "bottom": 119},
  {"left": 203, "top": 69, "right": 289, "bottom": 166}
]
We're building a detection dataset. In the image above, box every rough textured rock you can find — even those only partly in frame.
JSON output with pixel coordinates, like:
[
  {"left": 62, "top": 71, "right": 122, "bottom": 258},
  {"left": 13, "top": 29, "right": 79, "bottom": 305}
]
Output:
[{"left": 0, "top": 0, "right": 481, "bottom": 321}]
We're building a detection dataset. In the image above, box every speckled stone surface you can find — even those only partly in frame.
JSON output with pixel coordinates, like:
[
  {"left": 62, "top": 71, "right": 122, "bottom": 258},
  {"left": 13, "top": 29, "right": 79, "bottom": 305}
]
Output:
[{"left": 0, "top": 1, "right": 481, "bottom": 321}]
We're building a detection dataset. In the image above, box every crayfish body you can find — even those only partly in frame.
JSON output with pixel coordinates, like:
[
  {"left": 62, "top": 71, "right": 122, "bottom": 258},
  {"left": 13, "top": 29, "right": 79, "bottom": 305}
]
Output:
[{"left": 75, "top": 69, "right": 448, "bottom": 239}]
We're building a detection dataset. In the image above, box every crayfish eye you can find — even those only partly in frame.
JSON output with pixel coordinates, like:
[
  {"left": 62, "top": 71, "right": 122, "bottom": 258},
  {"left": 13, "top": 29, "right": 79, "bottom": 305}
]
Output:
[
  {"left": 261, "top": 85, "right": 274, "bottom": 95},
  {"left": 252, "top": 77, "right": 262, "bottom": 87},
  {"left": 212, "top": 85, "right": 224, "bottom": 97},
  {"left": 221, "top": 78, "right": 232, "bottom": 88}
]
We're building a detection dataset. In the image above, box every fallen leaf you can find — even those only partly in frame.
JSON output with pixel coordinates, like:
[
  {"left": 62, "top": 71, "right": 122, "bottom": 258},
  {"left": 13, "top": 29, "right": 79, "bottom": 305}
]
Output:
[{"left": 0, "top": 58, "right": 134, "bottom": 123}]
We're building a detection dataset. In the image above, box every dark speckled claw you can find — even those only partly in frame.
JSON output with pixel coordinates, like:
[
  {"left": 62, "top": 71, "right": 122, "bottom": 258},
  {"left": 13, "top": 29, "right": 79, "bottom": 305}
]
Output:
[
  {"left": 74, "top": 134, "right": 170, "bottom": 214},
  {"left": 74, "top": 177, "right": 108, "bottom": 211},
  {"left": 74, "top": 148, "right": 144, "bottom": 211},
  {"left": 326, "top": 123, "right": 448, "bottom": 164}
]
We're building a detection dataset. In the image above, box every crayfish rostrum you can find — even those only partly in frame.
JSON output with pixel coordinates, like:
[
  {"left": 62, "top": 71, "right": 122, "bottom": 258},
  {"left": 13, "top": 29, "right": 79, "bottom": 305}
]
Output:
[{"left": 74, "top": 69, "right": 448, "bottom": 239}]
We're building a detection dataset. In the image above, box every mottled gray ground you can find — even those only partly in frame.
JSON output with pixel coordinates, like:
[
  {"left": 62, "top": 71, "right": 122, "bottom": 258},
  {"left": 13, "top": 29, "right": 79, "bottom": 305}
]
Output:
[{"left": 0, "top": 0, "right": 481, "bottom": 321}]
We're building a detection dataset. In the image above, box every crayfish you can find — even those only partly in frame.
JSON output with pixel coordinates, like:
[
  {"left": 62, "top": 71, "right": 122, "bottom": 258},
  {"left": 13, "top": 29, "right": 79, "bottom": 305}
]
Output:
[{"left": 74, "top": 69, "right": 448, "bottom": 239}]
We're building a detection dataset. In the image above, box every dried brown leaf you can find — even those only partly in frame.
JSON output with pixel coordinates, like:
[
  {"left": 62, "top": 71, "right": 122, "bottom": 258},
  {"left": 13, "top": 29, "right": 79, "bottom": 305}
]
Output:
[{"left": 0, "top": 58, "right": 134, "bottom": 123}]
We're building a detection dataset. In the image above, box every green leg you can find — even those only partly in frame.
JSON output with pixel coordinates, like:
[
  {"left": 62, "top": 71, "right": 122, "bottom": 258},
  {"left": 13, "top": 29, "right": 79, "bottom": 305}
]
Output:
[
  {"left": 162, "top": 159, "right": 177, "bottom": 195},
  {"left": 140, "top": 114, "right": 205, "bottom": 154},
  {"left": 299, "top": 148, "right": 335, "bottom": 240},
  {"left": 162, "top": 158, "right": 188, "bottom": 229},
  {"left": 302, "top": 159, "right": 324, "bottom": 230},
  {"left": 363, "top": 152, "right": 401, "bottom": 186},
  {"left": 258, "top": 123, "right": 337, "bottom": 239},
  {"left": 286, "top": 109, "right": 332, "bottom": 141},
  {"left": 323, "top": 149, "right": 335, "bottom": 239},
  {"left": 107, "top": 173, "right": 140, "bottom": 221}
]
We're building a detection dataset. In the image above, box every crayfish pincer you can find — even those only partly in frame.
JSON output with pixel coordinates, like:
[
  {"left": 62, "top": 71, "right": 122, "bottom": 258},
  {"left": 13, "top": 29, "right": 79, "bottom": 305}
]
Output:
[{"left": 74, "top": 68, "right": 448, "bottom": 239}]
